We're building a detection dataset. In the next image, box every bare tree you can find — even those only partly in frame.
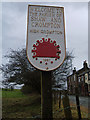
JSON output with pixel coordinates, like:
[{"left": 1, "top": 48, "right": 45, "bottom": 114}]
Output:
[
  {"left": 52, "top": 51, "right": 74, "bottom": 88},
  {"left": 0, "top": 48, "right": 41, "bottom": 93},
  {"left": 0, "top": 48, "right": 74, "bottom": 93}
]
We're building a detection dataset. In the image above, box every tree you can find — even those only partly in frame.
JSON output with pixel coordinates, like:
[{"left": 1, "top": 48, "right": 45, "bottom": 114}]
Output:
[
  {"left": 0, "top": 48, "right": 74, "bottom": 93},
  {"left": 0, "top": 48, "right": 41, "bottom": 93},
  {"left": 52, "top": 51, "right": 74, "bottom": 89}
]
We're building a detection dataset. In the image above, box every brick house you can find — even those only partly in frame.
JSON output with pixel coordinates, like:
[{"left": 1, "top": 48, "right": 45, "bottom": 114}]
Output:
[{"left": 67, "top": 61, "right": 90, "bottom": 96}]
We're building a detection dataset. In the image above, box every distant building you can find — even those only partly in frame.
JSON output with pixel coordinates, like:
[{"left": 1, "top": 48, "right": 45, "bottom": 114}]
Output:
[{"left": 67, "top": 61, "right": 90, "bottom": 96}]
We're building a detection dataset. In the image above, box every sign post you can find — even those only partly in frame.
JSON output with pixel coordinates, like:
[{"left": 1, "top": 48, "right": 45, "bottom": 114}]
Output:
[
  {"left": 41, "top": 71, "right": 52, "bottom": 119},
  {"left": 26, "top": 5, "right": 66, "bottom": 119}
]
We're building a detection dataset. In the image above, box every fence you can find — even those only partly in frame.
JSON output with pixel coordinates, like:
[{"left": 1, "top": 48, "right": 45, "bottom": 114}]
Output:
[{"left": 32, "top": 90, "right": 89, "bottom": 120}]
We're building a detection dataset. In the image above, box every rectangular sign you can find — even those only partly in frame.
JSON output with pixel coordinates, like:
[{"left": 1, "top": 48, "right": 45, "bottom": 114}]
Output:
[{"left": 27, "top": 5, "right": 66, "bottom": 71}]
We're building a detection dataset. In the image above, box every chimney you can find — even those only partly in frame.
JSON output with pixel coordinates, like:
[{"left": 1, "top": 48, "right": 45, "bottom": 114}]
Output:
[
  {"left": 73, "top": 67, "right": 76, "bottom": 74},
  {"left": 83, "top": 60, "right": 88, "bottom": 69}
]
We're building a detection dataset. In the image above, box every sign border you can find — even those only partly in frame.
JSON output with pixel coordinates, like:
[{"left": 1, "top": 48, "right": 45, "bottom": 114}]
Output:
[{"left": 26, "top": 4, "right": 66, "bottom": 71}]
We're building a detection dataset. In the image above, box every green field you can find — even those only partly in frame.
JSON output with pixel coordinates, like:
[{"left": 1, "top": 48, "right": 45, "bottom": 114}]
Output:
[
  {"left": 2, "top": 89, "right": 25, "bottom": 98},
  {"left": 2, "top": 89, "right": 41, "bottom": 118},
  {"left": 2, "top": 89, "right": 89, "bottom": 119}
]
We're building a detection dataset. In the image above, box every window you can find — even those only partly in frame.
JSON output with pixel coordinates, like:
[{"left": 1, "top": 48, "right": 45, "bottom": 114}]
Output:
[
  {"left": 88, "top": 72, "right": 90, "bottom": 80},
  {"left": 78, "top": 77, "right": 81, "bottom": 82},
  {"left": 85, "top": 73, "right": 88, "bottom": 83},
  {"left": 89, "top": 84, "right": 90, "bottom": 91},
  {"left": 81, "top": 76, "right": 83, "bottom": 81},
  {"left": 74, "top": 75, "right": 75, "bottom": 81}
]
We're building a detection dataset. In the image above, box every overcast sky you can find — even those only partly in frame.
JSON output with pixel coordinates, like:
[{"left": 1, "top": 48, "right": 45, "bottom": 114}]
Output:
[
  {"left": 1, "top": 2, "right": 88, "bottom": 70},
  {"left": 0, "top": 2, "right": 89, "bottom": 85},
  {"left": 0, "top": 1, "right": 89, "bottom": 88}
]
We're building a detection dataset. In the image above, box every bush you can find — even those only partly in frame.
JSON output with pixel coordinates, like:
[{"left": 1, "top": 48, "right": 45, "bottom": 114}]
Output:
[{"left": 21, "top": 85, "right": 37, "bottom": 94}]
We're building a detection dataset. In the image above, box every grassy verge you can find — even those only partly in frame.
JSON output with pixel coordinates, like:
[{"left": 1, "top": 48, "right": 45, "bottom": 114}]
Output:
[
  {"left": 2, "top": 89, "right": 25, "bottom": 98},
  {"left": 2, "top": 89, "right": 41, "bottom": 118},
  {"left": 2, "top": 90, "right": 89, "bottom": 119},
  {"left": 53, "top": 100, "right": 89, "bottom": 119}
]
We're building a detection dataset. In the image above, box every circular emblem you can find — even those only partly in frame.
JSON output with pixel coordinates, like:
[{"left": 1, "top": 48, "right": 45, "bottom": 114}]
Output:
[{"left": 31, "top": 38, "right": 61, "bottom": 62}]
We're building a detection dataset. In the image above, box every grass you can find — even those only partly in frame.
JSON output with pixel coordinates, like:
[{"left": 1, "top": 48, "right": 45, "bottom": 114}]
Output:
[
  {"left": 2, "top": 89, "right": 90, "bottom": 119},
  {"left": 2, "top": 89, "right": 25, "bottom": 98},
  {"left": 53, "top": 100, "right": 89, "bottom": 119},
  {"left": 2, "top": 89, "right": 41, "bottom": 118}
]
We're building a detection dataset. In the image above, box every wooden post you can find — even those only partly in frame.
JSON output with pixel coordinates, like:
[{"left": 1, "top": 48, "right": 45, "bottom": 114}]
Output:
[
  {"left": 75, "top": 73, "right": 81, "bottom": 120},
  {"left": 59, "top": 91, "right": 61, "bottom": 108},
  {"left": 41, "top": 71, "right": 53, "bottom": 119},
  {"left": 53, "top": 91, "right": 56, "bottom": 104},
  {"left": 75, "top": 87, "right": 82, "bottom": 120},
  {"left": 62, "top": 91, "right": 72, "bottom": 120}
]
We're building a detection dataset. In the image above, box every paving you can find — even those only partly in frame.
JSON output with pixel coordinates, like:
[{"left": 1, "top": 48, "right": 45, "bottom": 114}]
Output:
[{"left": 68, "top": 95, "right": 90, "bottom": 109}]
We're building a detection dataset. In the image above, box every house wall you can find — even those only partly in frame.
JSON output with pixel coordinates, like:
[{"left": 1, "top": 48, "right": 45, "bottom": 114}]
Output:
[{"left": 67, "top": 63, "right": 90, "bottom": 96}]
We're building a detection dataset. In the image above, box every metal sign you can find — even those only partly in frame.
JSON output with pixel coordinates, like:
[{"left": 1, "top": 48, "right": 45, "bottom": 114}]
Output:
[{"left": 26, "top": 5, "right": 66, "bottom": 71}]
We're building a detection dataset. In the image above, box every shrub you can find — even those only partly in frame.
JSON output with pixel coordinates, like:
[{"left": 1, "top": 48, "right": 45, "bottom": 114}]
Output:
[{"left": 21, "top": 85, "right": 36, "bottom": 94}]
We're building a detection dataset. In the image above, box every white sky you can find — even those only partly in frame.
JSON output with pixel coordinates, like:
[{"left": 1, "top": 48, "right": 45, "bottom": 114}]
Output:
[
  {"left": 0, "top": 1, "right": 89, "bottom": 82},
  {"left": 1, "top": 0, "right": 89, "bottom": 2}
]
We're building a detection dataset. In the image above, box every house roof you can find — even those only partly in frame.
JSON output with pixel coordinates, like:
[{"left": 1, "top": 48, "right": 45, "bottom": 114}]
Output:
[
  {"left": 67, "top": 61, "right": 90, "bottom": 78},
  {"left": 76, "top": 68, "right": 90, "bottom": 76}
]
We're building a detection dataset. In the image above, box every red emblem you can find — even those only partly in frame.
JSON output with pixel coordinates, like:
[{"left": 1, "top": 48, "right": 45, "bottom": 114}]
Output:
[{"left": 31, "top": 38, "right": 61, "bottom": 60}]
